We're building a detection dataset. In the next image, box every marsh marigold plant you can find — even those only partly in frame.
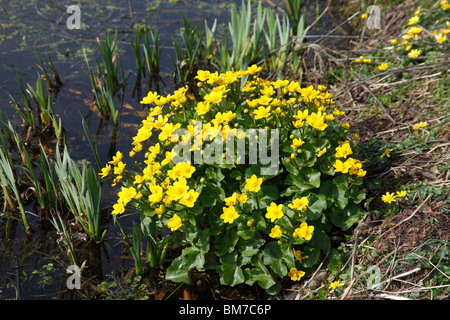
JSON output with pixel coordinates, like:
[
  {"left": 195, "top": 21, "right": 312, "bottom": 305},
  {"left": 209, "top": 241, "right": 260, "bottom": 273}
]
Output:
[{"left": 101, "top": 65, "right": 367, "bottom": 294}]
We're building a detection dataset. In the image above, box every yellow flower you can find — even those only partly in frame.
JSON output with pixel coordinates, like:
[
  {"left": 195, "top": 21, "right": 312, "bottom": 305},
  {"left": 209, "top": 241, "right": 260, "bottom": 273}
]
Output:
[
  {"left": 390, "top": 39, "right": 398, "bottom": 45},
  {"left": 408, "top": 15, "right": 419, "bottom": 25},
  {"left": 265, "top": 202, "right": 284, "bottom": 222},
  {"left": 412, "top": 121, "right": 428, "bottom": 130},
  {"left": 148, "top": 184, "right": 164, "bottom": 205},
  {"left": 293, "top": 249, "right": 305, "bottom": 261},
  {"left": 355, "top": 56, "right": 371, "bottom": 63},
  {"left": 168, "top": 214, "right": 182, "bottom": 231},
  {"left": 434, "top": 33, "right": 447, "bottom": 44},
  {"left": 155, "top": 205, "right": 165, "bottom": 216},
  {"left": 168, "top": 162, "right": 196, "bottom": 180},
  {"left": 288, "top": 197, "right": 309, "bottom": 212},
  {"left": 341, "top": 122, "right": 350, "bottom": 131},
  {"left": 396, "top": 191, "right": 407, "bottom": 198},
  {"left": 224, "top": 192, "right": 237, "bottom": 206},
  {"left": 440, "top": 0, "right": 450, "bottom": 10},
  {"left": 335, "top": 141, "right": 353, "bottom": 158},
  {"left": 316, "top": 147, "right": 327, "bottom": 157},
  {"left": 269, "top": 225, "right": 282, "bottom": 238},
  {"left": 271, "top": 79, "right": 289, "bottom": 88},
  {"left": 288, "top": 267, "right": 305, "bottom": 281},
  {"left": 245, "top": 174, "right": 263, "bottom": 193},
  {"left": 361, "top": 13, "right": 367, "bottom": 19},
  {"left": 113, "top": 161, "right": 126, "bottom": 176},
  {"left": 166, "top": 177, "right": 189, "bottom": 201},
  {"left": 195, "top": 101, "right": 211, "bottom": 115},
  {"left": 179, "top": 189, "right": 199, "bottom": 208},
  {"left": 220, "top": 205, "right": 239, "bottom": 224},
  {"left": 158, "top": 123, "right": 181, "bottom": 141},
  {"left": 333, "top": 159, "right": 351, "bottom": 174},
  {"left": 293, "top": 105, "right": 309, "bottom": 115},
  {"left": 260, "top": 85, "right": 274, "bottom": 96},
  {"left": 290, "top": 137, "right": 305, "bottom": 149},
  {"left": 118, "top": 187, "right": 137, "bottom": 206},
  {"left": 407, "top": 26, "right": 422, "bottom": 37},
  {"left": 99, "top": 165, "right": 111, "bottom": 178},
  {"left": 256, "top": 95, "right": 273, "bottom": 106},
  {"left": 408, "top": 49, "right": 421, "bottom": 58},
  {"left": 246, "top": 64, "right": 262, "bottom": 75},
  {"left": 112, "top": 201, "right": 125, "bottom": 216},
  {"left": 293, "top": 222, "right": 314, "bottom": 240},
  {"left": 292, "top": 120, "right": 304, "bottom": 129},
  {"left": 204, "top": 89, "right": 225, "bottom": 104},
  {"left": 108, "top": 151, "right": 123, "bottom": 166},
  {"left": 253, "top": 106, "right": 271, "bottom": 120},
  {"left": 236, "top": 193, "right": 248, "bottom": 203},
  {"left": 140, "top": 91, "right": 160, "bottom": 104},
  {"left": 195, "top": 70, "right": 211, "bottom": 82},
  {"left": 287, "top": 81, "right": 301, "bottom": 93},
  {"left": 378, "top": 63, "right": 388, "bottom": 71},
  {"left": 381, "top": 192, "right": 396, "bottom": 204},
  {"left": 306, "top": 111, "right": 328, "bottom": 131},
  {"left": 329, "top": 281, "right": 344, "bottom": 290}
]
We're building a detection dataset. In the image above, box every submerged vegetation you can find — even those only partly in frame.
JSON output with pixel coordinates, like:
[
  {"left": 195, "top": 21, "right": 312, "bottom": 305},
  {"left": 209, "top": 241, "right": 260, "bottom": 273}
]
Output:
[{"left": 0, "top": 0, "right": 448, "bottom": 300}]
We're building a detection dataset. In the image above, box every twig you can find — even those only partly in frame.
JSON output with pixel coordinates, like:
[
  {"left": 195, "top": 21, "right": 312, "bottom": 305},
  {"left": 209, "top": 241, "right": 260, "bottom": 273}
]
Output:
[
  {"left": 296, "top": 251, "right": 330, "bottom": 299},
  {"left": 369, "top": 72, "right": 443, "bottom": 89},
  {"left": 374, "top": 293, "right": 412, "bottom": 300},
  {"left": 368, "top": 267, "right": 422, "bottom": 290}
]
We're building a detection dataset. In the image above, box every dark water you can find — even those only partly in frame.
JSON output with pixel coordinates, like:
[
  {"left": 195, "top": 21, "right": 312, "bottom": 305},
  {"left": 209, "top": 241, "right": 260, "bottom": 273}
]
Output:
[{"left": 0, "top": 0, "right": 348, "bottom": 299}]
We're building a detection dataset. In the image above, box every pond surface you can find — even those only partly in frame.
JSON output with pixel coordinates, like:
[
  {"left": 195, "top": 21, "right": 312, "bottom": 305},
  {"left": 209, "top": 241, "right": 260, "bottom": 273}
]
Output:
[{"left": 0, "top": 0, "right": 349, "bottom": 299}]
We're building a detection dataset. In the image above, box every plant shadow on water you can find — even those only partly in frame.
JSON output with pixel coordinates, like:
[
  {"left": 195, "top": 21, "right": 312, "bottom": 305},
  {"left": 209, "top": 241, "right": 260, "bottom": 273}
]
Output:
[{"left": 0, "top": 0, "right": 350, "bottom": 299}]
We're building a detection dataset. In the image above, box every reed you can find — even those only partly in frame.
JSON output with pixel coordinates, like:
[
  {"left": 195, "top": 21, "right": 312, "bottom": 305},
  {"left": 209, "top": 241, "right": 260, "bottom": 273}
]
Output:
[
  {"left": 130, "top": 222, "right": 143, "bottom": 276},
  {"left": 171, "top": 14, "right": 204, "bottom": 85},
  {"left": 130, "top": 27, "right": 143, "bottom": 79},
  {"left": 0, "top": 145, "right": 29, "bottom": 231},
  {"left": 3, "top": 71, "right": 35, "bottom": 129},
  {"left": 142, "top": 28, "right": 163, "bottom": 81},
  {"left": 54, "top": 146, "right": 106, "bottom": 243},
  {"left": 141, "top": 219, "right": 170, "bottom": 268},
  {"left": 83, "top": 49, "right": 108, "bottom": 119},
  {"left": 50, "top": 212, "right": 79, "bottom": 267},
  {"left": 26, "top": 74, "right": 53, "bottom": 128}
]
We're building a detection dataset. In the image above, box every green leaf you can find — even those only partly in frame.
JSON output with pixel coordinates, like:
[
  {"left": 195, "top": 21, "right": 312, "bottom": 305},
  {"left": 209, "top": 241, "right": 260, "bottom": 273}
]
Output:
[
  {"left": 310, "top": 227, "right": 331, "bottom": 253},
  {"left": 284, "top": 159, "right": 299, "bottom": 174},
  {"left": 302, "top": 246, "right": 321, "bottom": 268},
  {"left": 183, "top": 246, "right": 206, "bottom": 270},
  {"left": 263, "top": 242, "right": 286, "bottom": 277},
  {"left": 331, "top": 204, "right": 365, "bottom": 230},
  {"left": 166, "top": 256, "right": 193, "bottom": 284},
  {"left": 220, "top": 263, "right": 245, "bottom": 286},
  {"left": 280, "top": 185, "right": 300, "bottom": 197},
  {"left": 307, "top": 194, "right": 327, "bottom": 220},
  {"left": 246, "top": 255, "right": 277, "bottom": 289},
  {"left": 205, "top": 167, "right": 225, "bottom": 182},
  {"left": 239, "top": 238, "right": 265, "bottom": 257},
  {"left": 215, "top": 229, "right": 239, "bottom": 256},
  {"left": 200, "top": 182, "right": 225, "bottom": 207}
]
